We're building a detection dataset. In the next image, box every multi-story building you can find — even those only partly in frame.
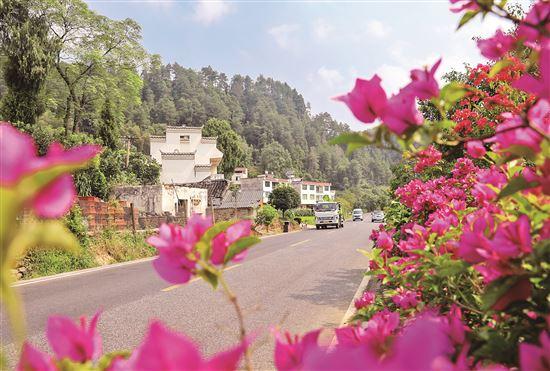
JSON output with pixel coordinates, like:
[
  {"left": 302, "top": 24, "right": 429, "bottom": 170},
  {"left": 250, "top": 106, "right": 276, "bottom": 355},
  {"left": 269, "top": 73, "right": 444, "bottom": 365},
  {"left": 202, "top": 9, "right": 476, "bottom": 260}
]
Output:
[
  {"left": 294, "top": 180, "right": 335, "bottom": 206},
  {"left": 236, "top": 170, "right": 335, "bottom": 207},
  {"left": 149, "top": 126, "right": 223, "bottom": 184}
]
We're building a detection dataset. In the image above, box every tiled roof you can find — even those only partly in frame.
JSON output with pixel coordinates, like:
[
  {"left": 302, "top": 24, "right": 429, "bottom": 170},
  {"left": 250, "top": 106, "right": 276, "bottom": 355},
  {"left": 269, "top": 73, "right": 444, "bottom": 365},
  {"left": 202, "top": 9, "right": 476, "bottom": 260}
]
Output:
[
  {"left": 216, "top": 189, "right": 263, "bottom": 209},
  {"left": 176, "top": 176, "right": 229, "bottom": 201}
]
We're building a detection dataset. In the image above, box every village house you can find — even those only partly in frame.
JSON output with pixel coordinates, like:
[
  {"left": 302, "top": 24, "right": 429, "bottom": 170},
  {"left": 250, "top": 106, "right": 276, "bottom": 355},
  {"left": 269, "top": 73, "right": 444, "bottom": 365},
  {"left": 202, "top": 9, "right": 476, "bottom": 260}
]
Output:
[{"left": 149, "top": 125, "right": 223, "bottom": 184}]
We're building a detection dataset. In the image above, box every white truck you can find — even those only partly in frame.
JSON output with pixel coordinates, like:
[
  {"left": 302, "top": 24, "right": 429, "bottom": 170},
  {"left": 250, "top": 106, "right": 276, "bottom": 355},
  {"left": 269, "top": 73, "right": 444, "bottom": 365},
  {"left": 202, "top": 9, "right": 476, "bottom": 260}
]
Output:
[{"left": 314, "top": 202, "right": 344, "bottom": 230}]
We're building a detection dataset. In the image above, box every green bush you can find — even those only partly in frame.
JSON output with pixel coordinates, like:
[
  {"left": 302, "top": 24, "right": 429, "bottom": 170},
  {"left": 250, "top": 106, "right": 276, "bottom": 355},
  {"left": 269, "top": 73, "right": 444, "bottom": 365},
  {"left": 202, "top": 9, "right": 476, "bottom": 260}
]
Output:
[
  {"left": 20, "top": 247, "right": 96, "bottom": 279},
  {"left": 255, "top": 205, "right": 278, "bottom": 231}
]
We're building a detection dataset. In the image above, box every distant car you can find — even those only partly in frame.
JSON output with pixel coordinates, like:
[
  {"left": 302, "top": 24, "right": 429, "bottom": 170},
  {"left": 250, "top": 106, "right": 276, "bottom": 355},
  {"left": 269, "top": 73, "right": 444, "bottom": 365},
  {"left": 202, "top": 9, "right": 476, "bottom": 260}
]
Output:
[
  {"left": 352, "top": 209, "right": 364, "bottom": 221},
  {"left": 371, "top": 211, "right": 385, "bottom": 223}
]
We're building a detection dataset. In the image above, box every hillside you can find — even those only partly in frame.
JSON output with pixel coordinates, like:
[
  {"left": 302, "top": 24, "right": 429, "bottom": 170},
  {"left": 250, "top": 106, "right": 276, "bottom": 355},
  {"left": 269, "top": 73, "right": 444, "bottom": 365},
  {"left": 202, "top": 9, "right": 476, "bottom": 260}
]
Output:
[{"left": 0, "top": 0, "right": 399, "bottom": 193}]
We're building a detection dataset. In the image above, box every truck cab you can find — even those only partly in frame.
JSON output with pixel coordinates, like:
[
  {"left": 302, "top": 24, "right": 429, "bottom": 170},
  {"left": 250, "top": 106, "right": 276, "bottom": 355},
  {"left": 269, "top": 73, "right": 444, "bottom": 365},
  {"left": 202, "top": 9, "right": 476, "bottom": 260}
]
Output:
[{"left": 314, "top": 202, "right": 344, "bottom": 230}]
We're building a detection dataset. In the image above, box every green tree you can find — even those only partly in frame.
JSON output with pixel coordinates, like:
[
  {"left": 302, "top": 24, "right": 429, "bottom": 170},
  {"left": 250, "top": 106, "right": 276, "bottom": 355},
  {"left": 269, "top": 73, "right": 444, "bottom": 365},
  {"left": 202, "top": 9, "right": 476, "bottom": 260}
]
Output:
[
  {"left": 0, "top": 0, "right": 57, "bottom": 124},
  {"left": 98, "top": 98, "right": 119, "bottom": 150},
  {"left": 255, "top": 204, "right": 278, "bottom": 232},
  {"left": 202, "top": 118, "right": 251, "bottom": 176},
  {"left": 268, "top": 184, "right": 300, "bottom": 219},
  {"left": 260, "top": 142, "right": 293, "bottom": 177}
]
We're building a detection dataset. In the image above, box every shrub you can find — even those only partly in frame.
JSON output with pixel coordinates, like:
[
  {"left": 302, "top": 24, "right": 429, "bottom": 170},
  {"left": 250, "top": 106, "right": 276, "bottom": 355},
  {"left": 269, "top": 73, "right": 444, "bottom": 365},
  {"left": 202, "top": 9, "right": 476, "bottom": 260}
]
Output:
[{"left": 255, "top": 204, "right": 278, "bottom": 231}]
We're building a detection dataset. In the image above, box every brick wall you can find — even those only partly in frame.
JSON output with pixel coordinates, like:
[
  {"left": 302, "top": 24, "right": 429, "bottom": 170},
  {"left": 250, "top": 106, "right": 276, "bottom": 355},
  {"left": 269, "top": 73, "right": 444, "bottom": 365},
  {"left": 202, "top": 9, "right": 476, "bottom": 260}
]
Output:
[{"left": 213, "top": 207, "right": 256, "bottom": 222}]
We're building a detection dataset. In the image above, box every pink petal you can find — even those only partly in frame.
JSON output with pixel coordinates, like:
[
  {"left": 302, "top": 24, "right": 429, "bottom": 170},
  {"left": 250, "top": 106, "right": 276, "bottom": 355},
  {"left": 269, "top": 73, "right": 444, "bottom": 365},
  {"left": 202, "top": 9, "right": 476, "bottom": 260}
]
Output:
[
  {"left": 128, "top": 321, "right": 202, "bottom": 369},
  {"left": 17, "top": 343, "right": 56, "bottom": 371},
  {"left": 152, "top": 253, "right": 194, "bottom": 284},
  {"left": 47, "top": 315, "right": 93, "bottom": 362},
  {"left": 205, "top": 343, "right": 247, "bottom": 371},
  {"left": 31, "top": 174, "right": 76, "bottom": 218},
  {"left": 335, "top": 75, "right": 388, "bottom": 124},
  {"left": 0, "top": 123, "right": 37, "bottom": 186}
]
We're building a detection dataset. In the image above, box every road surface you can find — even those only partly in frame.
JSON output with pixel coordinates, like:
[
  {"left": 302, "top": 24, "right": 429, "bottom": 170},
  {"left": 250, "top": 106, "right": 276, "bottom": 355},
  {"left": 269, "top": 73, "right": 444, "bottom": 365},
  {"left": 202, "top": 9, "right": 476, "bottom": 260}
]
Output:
[{"left": 2, "top": 220, "right": 376, "bottom": 369}]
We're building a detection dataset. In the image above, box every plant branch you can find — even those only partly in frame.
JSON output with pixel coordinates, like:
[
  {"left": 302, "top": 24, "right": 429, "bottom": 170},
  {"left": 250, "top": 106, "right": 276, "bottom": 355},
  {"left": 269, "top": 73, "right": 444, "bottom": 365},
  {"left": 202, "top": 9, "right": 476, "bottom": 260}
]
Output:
[{"left": 218, "top": 273, "right": 252, "bottom": 371}]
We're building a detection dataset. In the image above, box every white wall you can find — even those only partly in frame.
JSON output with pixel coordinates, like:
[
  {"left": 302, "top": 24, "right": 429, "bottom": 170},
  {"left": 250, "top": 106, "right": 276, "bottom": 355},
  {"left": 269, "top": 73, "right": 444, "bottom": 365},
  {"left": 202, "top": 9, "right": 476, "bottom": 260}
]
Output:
[{"left": 161, "top": 186, "right": 208, "bottom": 217}]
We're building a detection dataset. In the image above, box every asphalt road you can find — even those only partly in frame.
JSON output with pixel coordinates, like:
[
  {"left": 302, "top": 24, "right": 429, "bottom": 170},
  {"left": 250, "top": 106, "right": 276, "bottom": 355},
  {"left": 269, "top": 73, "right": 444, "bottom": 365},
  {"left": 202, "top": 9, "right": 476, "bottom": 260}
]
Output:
[{"left": 2, "top": 220, "right": 377, "bottom": 369}]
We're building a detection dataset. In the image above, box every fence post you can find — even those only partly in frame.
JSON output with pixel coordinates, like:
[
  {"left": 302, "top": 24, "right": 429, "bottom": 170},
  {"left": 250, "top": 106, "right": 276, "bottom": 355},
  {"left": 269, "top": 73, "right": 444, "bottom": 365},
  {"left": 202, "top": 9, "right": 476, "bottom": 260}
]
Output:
[{"left": 130, "top": 202, "right": 136, "bottom": 235}]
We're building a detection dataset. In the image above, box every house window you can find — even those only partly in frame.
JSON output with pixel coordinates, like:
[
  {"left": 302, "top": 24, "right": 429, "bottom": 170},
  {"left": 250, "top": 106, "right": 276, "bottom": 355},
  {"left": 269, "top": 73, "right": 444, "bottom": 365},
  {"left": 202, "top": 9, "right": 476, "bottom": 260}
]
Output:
[
  {"left": 180, "top": 135, "right": 190, "bottom": 142},
  {"left": 309, "top": 185, "right": 315, "bottom": 190},
  {"left": 302, "top": 194, "right": 307, "bottom": 200},
  {"left": 302, "top": 185, "right": 307, "bottom": 190},
  {"left": 309, "top": 194, "right": 315, "bottom": 200},
  {"left": 324, "top": 186, "right": 329, "bottom": 191},
  {"left": 265, "top": 181, "right": 271, "bottom": 188}
]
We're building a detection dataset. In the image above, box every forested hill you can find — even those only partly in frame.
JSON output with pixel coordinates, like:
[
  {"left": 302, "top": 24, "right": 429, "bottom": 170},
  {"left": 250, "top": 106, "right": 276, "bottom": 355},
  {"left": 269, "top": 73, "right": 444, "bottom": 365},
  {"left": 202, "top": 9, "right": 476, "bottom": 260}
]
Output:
[
  {"left": 137, "top": 59, "right": 399, "bottom": 189},
  {"left": 0, "top": 0, "right": 399, "bottom": 192}
]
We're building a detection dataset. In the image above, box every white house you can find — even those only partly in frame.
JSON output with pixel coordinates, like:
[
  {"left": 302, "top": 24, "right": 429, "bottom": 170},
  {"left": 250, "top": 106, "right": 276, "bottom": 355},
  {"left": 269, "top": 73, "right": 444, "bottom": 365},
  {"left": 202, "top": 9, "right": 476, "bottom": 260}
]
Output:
[
  {"left": 294, "top": 180, "right": 335, "bottom": 206},
  {"left": 150, "top": 126, "right": 223, "bottom": 184}
]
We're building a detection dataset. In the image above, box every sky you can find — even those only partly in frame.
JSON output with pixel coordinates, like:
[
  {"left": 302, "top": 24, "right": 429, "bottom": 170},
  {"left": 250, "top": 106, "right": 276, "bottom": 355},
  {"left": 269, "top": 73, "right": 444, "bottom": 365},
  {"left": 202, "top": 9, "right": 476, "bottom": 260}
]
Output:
[{"left": 85, "top": 0, "right": 531, "bottom": 130}]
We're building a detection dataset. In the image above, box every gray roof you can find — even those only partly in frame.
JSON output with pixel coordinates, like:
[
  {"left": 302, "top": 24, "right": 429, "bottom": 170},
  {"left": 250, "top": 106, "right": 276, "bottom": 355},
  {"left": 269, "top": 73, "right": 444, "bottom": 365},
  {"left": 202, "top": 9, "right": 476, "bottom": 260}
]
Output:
[{"left": 216, "top": 189, "right": 263, "bottom": 209}]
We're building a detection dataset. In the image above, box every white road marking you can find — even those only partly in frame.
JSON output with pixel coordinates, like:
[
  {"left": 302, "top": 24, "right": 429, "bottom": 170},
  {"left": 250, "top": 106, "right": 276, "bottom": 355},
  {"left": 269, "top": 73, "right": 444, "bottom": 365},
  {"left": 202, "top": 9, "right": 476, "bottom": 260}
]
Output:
[{"left": 290, "top": 239, "right": 311, "bottom": 247}]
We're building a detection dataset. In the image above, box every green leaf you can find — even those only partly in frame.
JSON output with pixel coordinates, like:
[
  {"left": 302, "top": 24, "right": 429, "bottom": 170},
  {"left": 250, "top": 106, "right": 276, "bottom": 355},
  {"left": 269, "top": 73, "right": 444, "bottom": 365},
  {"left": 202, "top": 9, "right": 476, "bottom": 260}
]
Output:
[
  {"left": 224, "top": 236, "right": 261, "bottom": 264},
  {"left": 197, "top": 220, "right": 239, "bottom": 260},
  {"left": 6, "top": 221, "right": 79, "bottom": 265},
  {"left": 437, "top": 260, "right": 467, "bottom": 276},
  {"left": 440, "top": 82, "right": 467, "bottom": 109},
  {"left": 330, "top": 132, "right": 373, "bottom": 154},
  {"left": 197, "top": 269, "right": 218, "bottom": 289},
  {"left": 489, "top": 59, "right": 512, "bottom": 77},
  {"left": 498, "top": 176, "right": 538, "bottom": 200},
  {"left": 457, "top": 10, "right": 479, "bottom": 30},
  {"left": 481, "top": 275, "right": 520, "bottom": 310}
]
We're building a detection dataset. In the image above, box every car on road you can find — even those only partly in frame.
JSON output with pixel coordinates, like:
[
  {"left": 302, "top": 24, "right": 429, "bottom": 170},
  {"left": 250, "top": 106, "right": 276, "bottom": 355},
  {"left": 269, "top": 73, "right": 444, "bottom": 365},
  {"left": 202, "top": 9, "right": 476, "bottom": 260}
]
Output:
[
  {"left": 352, "top": 209, "right": 364, "bottom": 221},
  {"left": 371, "top": 210, "right": 385, "bottom": 223}
]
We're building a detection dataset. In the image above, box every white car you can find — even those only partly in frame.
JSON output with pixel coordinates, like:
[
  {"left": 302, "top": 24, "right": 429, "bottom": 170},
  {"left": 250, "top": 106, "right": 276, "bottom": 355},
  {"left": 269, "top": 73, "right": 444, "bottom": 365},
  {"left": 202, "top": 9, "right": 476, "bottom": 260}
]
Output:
[{"left": 352, "top": 209, "right": 364, "bottom": 221}]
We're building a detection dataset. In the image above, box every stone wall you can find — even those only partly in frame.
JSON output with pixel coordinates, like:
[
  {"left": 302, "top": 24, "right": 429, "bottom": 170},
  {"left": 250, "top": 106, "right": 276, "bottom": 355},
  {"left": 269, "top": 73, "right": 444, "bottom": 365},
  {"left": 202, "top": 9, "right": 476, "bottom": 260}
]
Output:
[
  {"left": 112, "top": 185, "right": 163, "bottom": 214},
  {"left": 213, "top": 207, "right": 256, "bottom": 222}
]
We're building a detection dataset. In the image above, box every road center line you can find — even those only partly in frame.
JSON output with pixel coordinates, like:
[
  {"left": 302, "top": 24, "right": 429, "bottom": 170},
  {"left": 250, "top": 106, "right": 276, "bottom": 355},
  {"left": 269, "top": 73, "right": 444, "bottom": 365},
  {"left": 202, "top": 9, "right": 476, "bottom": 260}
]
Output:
[
  {"left": 161, "top": 264, "right": 242, "bottom": 292},
  {"left": 290, "top": 239, "right": 311, "bottom": 247}
]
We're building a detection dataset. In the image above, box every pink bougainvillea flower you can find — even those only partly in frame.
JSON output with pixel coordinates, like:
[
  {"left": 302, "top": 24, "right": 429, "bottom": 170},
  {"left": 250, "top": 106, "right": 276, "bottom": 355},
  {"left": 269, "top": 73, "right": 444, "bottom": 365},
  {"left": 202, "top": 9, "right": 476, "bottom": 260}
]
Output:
[
  {"left": 449, "top": 0, "right": 479, "bottom": 13},
  {"left": 492, "top": 113, "right": 542, "bottom": 153},
  {"left": 274, "top": 328, "right": 321, "bottom": 371},
  {"left": 46, "top": 312, "right": 102, "bottom": 363},
  {"left": 403, "top": 59, "right": 442, "bottom": 100},
  {"left": 458, "top": 231, "right": 492, "bottom": 264},
  {"left": 355, "top": 291, "right": 376, "bottom": 309},
  {"left": 517, "top": 1, "right": 550, "bottom": 42},
  {"left": 211, "top": 219, "right": 252, "bottom": 265},
  {"left": 148, "top": 215, "right": 213, "bottom": 284},
  {"left": 492, "top": 277, "right": 532, "bottom": 311},
  {"left": 0, "top": 124, "right": 101, "bottom": 218},
  {"left": 376, "top": 230, "right": 394, "bottom": 250},
  {"left": 16, "top": 343, "right": 56, "bottom": 371},
  {"left": 519, "top": 331, "right": 550, "bottom": 371},
  {"left": 391, "top": 289, "right": 419, "bottom": 309},
  {"left": 123, "top": 321, "right": 246, "bottom": 370},
  {"left": 444, "top": 305, "right": 469, "bottom": 345},
  {"left": 466, "top": 140, "right": 486, "bottom": 158},
  {"left": 381, "top": 92, "right": 424, "bottom": 135},
  {"left": 528, "top": 99, "right": 550, "bottom": 135},
  {"left": 477, "top": 30, "right": 515, "bottom": 60},
  {"left": 491, "top": 215, "right": 532, "bottom": 257},
  {"left": 513, "top": 41, "right": 550, "bottom": 100},
  {"left": 414, "top": 145, "right": 442, "bottom": 173},
  {"left": 334, "top": 75, "right": 388, "bottom": 124}
]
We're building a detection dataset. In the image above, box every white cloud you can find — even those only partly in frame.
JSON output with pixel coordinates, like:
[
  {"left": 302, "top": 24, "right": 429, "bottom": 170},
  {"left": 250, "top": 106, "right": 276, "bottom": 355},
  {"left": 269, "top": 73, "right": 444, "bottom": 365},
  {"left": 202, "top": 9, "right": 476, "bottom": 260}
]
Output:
[
  {"left": 374, "top": 64, "right": 409, "bottom": 95},
  {"left": 317, "top": 66, "right": 343, "bottom": 88},
  {"left": 268, "top": 24, "right": 300, "bottom": 49},
  {"left": 194, "top": 0, "right": 232, "bottom": 25},
  {"left": 365, "top": 19, "right": 390, "bottom": 39},
  {"left": 312, "top": 18, "right": 334, "bottom": 42}
]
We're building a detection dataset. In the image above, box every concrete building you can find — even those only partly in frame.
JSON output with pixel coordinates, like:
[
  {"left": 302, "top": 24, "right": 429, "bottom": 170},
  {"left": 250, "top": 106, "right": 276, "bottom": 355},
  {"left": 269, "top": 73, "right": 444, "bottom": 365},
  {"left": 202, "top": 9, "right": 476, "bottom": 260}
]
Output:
[
  {"left": 294, "top": 180, "right": 335, "bottom": 207},
  {"left": 236, "top": 170, "right": 335, "bottom": 207},
  {"left": 150, "top": 126, "right": 223, "bottom": 184}
]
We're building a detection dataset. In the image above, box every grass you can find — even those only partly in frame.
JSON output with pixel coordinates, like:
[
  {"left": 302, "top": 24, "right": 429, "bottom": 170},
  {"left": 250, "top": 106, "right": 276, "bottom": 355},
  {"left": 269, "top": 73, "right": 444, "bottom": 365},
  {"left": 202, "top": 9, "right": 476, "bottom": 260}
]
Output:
[{"left": 18, "top": 229, "right": 157, "bottom": 280}]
